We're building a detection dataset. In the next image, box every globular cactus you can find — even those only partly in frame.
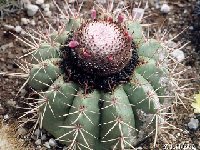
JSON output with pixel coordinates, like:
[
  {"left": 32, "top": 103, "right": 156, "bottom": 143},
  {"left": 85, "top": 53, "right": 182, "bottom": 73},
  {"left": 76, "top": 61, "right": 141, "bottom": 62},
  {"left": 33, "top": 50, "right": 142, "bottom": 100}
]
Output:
[{"left": 20, "top": 2, "right": 172, "bottom": 150}]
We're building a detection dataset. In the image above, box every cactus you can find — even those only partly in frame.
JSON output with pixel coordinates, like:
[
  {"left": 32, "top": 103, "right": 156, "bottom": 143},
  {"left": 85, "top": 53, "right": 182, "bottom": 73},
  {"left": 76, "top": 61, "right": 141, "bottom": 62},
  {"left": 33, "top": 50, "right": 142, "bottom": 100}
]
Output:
[{"left": 17, "top": 2, "right": 178, "bottom": 150}]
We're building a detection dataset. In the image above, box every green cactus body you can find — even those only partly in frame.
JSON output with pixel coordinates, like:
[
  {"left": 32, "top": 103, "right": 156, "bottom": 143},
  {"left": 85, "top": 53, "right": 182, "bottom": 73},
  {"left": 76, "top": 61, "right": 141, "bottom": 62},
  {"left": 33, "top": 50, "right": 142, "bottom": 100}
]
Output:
[
  {"left": 32, "top": 43, "right": 60, "bottom": 63},
  {"left": 26, "top": 9, "right": 168, "bottom": 149},
  {"left": 28, "top": 58, "right": 62, "bottom": 90}
]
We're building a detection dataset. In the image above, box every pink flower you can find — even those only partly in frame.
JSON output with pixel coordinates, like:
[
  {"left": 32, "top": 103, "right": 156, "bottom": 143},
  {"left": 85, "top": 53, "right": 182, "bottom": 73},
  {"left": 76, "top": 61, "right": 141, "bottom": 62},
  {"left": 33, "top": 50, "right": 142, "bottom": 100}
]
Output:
[
  {"left": 118, "top": 13, "right": 124, "bottom": 23},
  {"left": 68, "top": 40, "right": 79, "bottom": 48},
  {"left": 82, "top": 48, "right": 91, "bottom": 58},
  {"left": 91, "top": 9, "right": 97, "bottom": 20},
  {"left": 107, "top": 55, "right": 113, "bottom": 61}
]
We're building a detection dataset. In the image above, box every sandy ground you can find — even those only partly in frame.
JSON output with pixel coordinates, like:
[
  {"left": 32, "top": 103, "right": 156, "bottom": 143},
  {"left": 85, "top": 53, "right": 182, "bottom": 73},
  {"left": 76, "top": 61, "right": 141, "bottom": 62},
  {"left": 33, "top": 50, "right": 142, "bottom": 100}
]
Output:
[{"left": 0, "top": 123, "right": 24, "bottom": 150}]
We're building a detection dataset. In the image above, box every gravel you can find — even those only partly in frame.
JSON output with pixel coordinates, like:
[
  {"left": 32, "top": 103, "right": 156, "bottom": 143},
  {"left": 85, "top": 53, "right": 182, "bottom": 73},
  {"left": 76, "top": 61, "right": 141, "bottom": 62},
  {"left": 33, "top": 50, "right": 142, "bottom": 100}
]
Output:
[
  {"left": 3, "top": 24, "right": 15, "bottom": 30},
  {"left": 171, "top": 49, "right": 185, "bottom": 62},
  {"left": 15, "top": 26, "right": 22, "bottom": 33},
  {"left": 188, "top": 118, "right": 199, "bottom": 130},
  {"left": 17, "top": 127, "right": 27, "bottom": 136},
  {"left": 26, "top": 4, "right": 39, "bottom": 16},
  {"left": 49, "top": 138, "right": 57, "bottom": 147},
  {"left": 35, "top": 139, "right": 42, "bottom": 146},
  {"left": 3, "top": 114, "right": 9, "bottom": 120},
  {"left": 35, "top": 0, "right": 44, "bottom": 5},
  {"left": 43, "top": 141, "right": 51, "bottom": 149},
  {"left": 21, "top": 18, "right": 29, "bottom": 25},
  {"left": 160, "top": 3, "right": 170, "bottom": 13},
  {"left": 41, "top": 134, "right": 47, "bottom": 141},
  {"left": 0, "top": 42, "right": 14, "bottom": 51}
]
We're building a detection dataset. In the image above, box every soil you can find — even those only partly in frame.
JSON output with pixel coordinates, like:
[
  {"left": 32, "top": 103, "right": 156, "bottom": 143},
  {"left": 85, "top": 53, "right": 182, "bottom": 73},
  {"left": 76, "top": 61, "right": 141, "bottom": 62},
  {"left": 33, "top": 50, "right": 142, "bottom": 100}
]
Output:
[{"left": 0, "top": 0, "right": 200, "bottom": 150}]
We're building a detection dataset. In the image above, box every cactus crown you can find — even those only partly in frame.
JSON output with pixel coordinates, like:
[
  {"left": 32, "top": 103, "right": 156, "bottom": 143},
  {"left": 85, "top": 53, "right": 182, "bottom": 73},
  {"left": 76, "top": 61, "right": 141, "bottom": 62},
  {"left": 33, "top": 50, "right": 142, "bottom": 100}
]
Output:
[
  {"left": 73, "top": 20, "right": 133, "bottom": 74},
  {"left": 61, "top": 20, "right": 138, "bottom": 91}
]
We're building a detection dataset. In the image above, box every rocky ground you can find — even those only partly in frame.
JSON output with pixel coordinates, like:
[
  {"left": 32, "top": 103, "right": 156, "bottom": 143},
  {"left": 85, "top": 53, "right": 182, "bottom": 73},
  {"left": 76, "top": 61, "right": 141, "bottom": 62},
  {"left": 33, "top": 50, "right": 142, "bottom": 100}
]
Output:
[{"left": 0, "top": 0, "right": 200, "bottom": 150}]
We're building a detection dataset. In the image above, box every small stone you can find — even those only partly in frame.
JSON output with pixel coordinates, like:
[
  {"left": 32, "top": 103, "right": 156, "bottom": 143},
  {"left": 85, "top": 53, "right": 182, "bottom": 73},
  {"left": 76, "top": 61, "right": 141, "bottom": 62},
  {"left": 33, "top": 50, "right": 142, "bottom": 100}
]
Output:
[
  {"left": 189, "top": 114, "right": 194, "bottom": 118},
  {"left": 30, "top": 20, "right": 36, "bottom": 26},
  {"left": 36, "top": 145, "right": 42, "bottom": 149},
  {"left": 26, "top": 4, "right": 39, "bottom": 16},
  {"left": 167, "top": 41, "right": 177, "bottom": 48},
  {"left": 7, "top": 99, "right": 16, "bottom": 106},
  {"left": 43, "top": 142, "right": 51, "bottom": 149},
  {"left": 19, "top": 89, "right": 26, "bottom": 96},
  {"left": 35, "top": 0, "right": 44, "bottom": 5},
  {"left": 38, "top": 21, "right": 42, "bottom": 25},
  {"left": 7, "top": 64, "right": 13, "bottom": 70},
  {"left": 41, "top": 134, "right": 47, "bottom": 141},
  {"left": 168, "top": 18, "right": 173, "bottom": 22},
  {"left": 49, "top": 138, "right": 56, "bottom": 147},
  {"left": 21, "top": 18, "right": 30, "bottom": 25},
  {"left": 3, "top": 24, "right": 15, "bottom": 30},
  {"left": 63, "top": 146, "right": 67, "bottom": 150},
  {"left": 176, "top": 132, "right": 181, "bottom": 137},
  {"left": 8, "top": 53, "right": 15, "bottom": 59},
  {"left": 41, "top": 3, "right": 50, "bottom": 10},
  {"left": 171, "top": 49, "right": 185, "bottom": 62},
  {"left": 0, "top": 42, "right": 14, "bottom": 51},
  {"left": 34, "top": 128, "right": 41, "bottom": 137},
  {"left": 188, "top": 118, "right": 199, "bottom": 130},
  {"left": 59, "top": 14, "right": 66, "bottom": 19},
  {"left": 35, "top": 139, "right": 42, "bottom": 145},
  {"left": 15, "top": 26, "right": 22, "bottom": 33},
  {"left": 22, "top": 49, "right": 28, "bottom": 53},
  {"left": 17, "top": 127, "right": 27, "bottom": 136},
  {"left": 68, "top": 0, "right": 76, "bottom": 3},
  {"left": 4, "top": 114, "right": 9, "bottom": 120},
  {"left": 0, "top": 58, "right": 5, "bottom": 61},
  {"left": 31, "top": 135, "right": 37, "bottom": 140},
  {"left": 189, "top": 26, "right": 194, "bottom": 30},
  {"left": 21, "top": 30, "right": 26, "bottom": 35},
  {"left": 160, "top": 3, "right": 170, "bottom": 14},
  {"left": 183, "top": 9, "right": 188, "bottom": 14},
  {"left": 44, "top": 7, "right": 50, "bottom": 12},
  {"left": 96, "top": 0, "right": 106, "bottom": 4},
  {"left": 21, "top": 0, "right": 31, "bottom": 8},
  {"left": 44, "top": 11, "right": 52, "bottom": 17}
]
